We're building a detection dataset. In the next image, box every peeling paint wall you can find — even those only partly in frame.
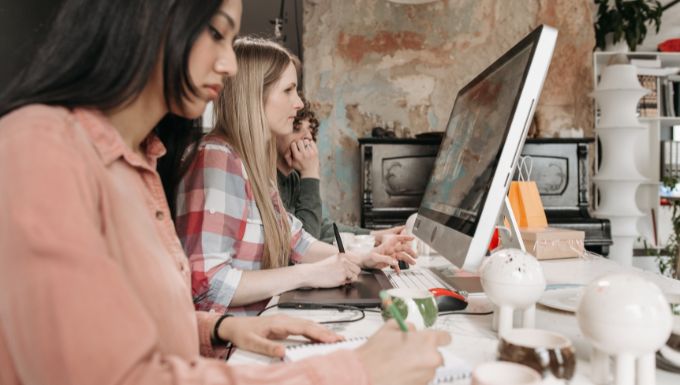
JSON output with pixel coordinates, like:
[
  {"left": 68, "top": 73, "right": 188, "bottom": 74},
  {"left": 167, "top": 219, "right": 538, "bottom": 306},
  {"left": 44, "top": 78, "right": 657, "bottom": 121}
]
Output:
[{"left": 303, "top": 0, "right": 595, "bottom": 226}]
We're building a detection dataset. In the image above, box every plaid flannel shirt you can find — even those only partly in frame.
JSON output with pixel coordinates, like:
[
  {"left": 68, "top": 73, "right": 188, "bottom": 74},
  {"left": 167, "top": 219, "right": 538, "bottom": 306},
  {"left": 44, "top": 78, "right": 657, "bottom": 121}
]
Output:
[{"left": 175, "top": 135, "right": 314, "bottom": 315}]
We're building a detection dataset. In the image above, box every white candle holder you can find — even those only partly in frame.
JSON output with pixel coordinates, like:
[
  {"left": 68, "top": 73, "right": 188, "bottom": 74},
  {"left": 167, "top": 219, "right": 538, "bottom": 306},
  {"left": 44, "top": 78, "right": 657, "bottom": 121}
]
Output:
[
  {"left": 576, "top": 273, "right": 673, "bottom": 385},
  {"left": 480, "top": 248, "right": 546, "bottom": 337}
]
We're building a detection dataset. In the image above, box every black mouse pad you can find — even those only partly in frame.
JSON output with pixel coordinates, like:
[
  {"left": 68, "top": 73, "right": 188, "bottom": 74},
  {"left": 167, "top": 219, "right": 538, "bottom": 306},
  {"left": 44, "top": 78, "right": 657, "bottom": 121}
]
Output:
[{"left": 278, "top": 269, "right": 393, "bottom": 308}]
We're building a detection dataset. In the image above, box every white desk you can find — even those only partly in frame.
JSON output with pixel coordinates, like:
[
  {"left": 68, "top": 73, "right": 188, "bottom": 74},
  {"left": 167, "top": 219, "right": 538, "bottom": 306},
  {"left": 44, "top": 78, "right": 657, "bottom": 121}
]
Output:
[{"left": 230, "top": 255, "right": 680, "bottom": 384}]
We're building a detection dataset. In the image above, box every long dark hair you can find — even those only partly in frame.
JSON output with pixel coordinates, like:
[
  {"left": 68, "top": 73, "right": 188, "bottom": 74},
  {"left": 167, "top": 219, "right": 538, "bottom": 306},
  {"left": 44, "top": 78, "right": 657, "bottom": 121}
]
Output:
[
  {"left": 0, "top": 0, "right": 224, "bottom": 217},
  {"left": 155, "top": 115, "right": 204, "bottom": 218},
  {"left": 0, "top": 0, "right": 222, "bottom": 117}
]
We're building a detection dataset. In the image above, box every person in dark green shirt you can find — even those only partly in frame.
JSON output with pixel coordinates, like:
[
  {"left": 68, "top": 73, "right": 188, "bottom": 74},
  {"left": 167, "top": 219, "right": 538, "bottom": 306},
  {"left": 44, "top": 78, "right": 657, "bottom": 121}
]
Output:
[{"left": 275, "top": 98, "right": 404, "bottom": 244}]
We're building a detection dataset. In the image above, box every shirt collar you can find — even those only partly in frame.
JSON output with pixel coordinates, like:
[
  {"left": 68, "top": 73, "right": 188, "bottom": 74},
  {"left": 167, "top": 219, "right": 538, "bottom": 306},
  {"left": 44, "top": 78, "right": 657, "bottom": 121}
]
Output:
[{"left": 73, "top": 108, "right": 167, "bottom": 170}]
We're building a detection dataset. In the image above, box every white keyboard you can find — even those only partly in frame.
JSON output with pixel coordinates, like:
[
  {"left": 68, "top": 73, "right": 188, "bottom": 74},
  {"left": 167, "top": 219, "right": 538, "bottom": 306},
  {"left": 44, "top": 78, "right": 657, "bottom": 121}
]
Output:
[{"left": 385, "top": 269, "right": 444, "bottom": 290}]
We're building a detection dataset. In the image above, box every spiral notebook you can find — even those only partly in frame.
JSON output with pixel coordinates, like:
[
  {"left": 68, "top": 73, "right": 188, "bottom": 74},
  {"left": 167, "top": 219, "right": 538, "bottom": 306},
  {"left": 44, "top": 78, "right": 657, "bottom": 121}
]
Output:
[{"left": 284, "top": 337, "right": 471, "bottom": 384}]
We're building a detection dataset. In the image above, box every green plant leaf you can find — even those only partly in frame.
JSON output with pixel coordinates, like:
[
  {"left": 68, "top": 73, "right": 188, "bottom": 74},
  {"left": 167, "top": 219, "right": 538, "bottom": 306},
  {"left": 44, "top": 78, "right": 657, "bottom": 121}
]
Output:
[{"left": 594, "top": 0, "right": 666, "bottom": 51}]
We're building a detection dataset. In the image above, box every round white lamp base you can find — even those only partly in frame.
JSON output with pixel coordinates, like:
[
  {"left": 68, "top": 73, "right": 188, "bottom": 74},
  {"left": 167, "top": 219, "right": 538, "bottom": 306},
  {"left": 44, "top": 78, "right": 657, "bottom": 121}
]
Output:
[
  {"left": 480, "top": 248, "right": 546, "bottom": 337},
  {"left": 577, "top": 273, "right": 673, "bottom": 385}
]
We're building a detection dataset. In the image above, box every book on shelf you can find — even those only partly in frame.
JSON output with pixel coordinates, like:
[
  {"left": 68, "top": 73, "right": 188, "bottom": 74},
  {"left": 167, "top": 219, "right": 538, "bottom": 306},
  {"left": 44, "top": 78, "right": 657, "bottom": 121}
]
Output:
[
  {"left": 636, "top": 67, "right": 680, "bottom": 77},
  {"left": 629, "top": 54, "right": 679, "bottom": 76},
  {"left": 662, "top": 77, "right": 676, "bottom": 117},
  {"left": 630, "top": 56, "right": 662, "bottom": 68},
  {"left": 663, "top": 75, "right": 680, "bottom": 118},
  {"left": 659, "top": 75, "right": 680, "bottom": 117},
  {"left": 638, "top": 75, "right": 659, "bottom": 117}
]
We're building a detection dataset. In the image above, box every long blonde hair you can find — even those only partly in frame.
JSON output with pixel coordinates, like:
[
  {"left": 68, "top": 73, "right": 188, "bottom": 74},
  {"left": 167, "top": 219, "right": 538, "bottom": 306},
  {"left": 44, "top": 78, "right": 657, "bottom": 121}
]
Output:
[{"left": 213, "top": 37, "right": 301, "bottom": 269}]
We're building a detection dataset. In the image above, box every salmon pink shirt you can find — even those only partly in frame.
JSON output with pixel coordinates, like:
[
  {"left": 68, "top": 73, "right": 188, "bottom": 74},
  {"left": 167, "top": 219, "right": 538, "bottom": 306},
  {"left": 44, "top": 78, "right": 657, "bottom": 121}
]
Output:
[{"left": 0, "top": 105, "right": 370, "bottom": 385}]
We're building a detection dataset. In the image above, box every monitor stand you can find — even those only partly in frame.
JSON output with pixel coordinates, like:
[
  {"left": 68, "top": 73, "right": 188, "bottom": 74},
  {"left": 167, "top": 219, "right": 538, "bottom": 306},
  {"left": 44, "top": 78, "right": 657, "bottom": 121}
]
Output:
[
  {"left": 497, "top": 196, "right": 526, "bottom": 252},
  {"left": 428, "top": 266, "right": 485, "bottom": 293},
  {"left": 427, "top": 197, "right": 525, "bottom": 294}
]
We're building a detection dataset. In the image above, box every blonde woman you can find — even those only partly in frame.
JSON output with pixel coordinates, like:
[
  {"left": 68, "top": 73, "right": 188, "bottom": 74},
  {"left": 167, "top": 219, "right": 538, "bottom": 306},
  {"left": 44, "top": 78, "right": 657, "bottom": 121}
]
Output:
[{"left": 172, "top": 37, "right": 416, "bottom": 314}]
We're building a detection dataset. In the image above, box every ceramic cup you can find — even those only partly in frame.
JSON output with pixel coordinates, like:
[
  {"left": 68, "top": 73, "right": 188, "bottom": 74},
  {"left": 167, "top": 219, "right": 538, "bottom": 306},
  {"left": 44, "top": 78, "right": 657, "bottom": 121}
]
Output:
[
  {"left": 662, "top": 333, "right": 680, "bottom": 368},
  {"left": 472, "top": 361, "right": 542, "bottom": 385},
  {"left": 498, "top": 328, "right": 576, "bottom": 381},
  {"left": 660, "top": 292, "right": 680, "bottom": 367},
  {"left": 381, "top": 288, "right": 437, "bottom": 330}
]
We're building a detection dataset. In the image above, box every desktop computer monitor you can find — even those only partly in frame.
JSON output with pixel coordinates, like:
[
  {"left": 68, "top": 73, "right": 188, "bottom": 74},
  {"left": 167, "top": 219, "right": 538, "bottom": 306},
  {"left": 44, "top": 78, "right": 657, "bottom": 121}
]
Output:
[
  {"left": 278, "top": 25, "right": 558, "bottom": 307},
  {"left": 413, "top": 25, "right": 558, "bottom": 272}
]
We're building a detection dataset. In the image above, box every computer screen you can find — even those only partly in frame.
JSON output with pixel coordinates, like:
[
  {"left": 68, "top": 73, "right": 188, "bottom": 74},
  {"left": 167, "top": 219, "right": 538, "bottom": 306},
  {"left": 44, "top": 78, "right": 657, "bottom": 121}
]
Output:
[{"left": 414, "top": 25, "right": 557, "bottom": 272}]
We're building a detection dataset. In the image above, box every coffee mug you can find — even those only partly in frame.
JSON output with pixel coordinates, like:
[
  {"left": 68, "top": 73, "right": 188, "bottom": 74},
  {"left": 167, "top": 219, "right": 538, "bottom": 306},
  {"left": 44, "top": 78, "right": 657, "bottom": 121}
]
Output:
[
  {"left": 381, "top": 288, "right": 437, "bottom": 330},
  {"left": 498, "top": 328, "right": 576, "bottom": 380},
  {"left": 660, "top": 292, "right": 680, "bottom": 367},
  {"left": 661, "top": 333, "right": 680, "bottom": 367},
  {"left": 472, "top": 361, "right": 542, "bottom": 385}
]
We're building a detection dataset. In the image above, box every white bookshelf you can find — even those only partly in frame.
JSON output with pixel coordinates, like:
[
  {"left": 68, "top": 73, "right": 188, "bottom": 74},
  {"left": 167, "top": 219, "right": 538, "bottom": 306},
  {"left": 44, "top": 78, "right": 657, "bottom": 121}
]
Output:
[{"left": 593, "top": 52, "right": 680, "bottom": 251}]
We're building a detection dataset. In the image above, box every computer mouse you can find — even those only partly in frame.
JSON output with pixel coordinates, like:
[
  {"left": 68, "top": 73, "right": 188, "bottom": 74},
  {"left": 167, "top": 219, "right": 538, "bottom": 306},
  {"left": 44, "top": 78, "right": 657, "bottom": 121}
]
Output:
[
  {"left": 429, "top": 288, "right": 468, "bottom": 312},
  {"left": 397, "top": 260, "right": 410, "bottom": 270}
]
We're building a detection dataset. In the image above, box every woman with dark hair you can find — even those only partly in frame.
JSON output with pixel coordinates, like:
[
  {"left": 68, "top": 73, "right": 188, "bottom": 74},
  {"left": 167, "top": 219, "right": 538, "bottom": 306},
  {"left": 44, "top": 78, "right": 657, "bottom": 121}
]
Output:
[{"left": 0, "top": 0, "right": 449, "bottom": 384}]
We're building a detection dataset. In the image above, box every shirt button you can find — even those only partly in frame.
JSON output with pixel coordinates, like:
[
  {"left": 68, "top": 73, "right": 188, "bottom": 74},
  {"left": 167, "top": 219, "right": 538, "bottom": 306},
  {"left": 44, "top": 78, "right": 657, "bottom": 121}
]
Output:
[{"left": 155, "top": 210, "right": 164, "bottom": 220}]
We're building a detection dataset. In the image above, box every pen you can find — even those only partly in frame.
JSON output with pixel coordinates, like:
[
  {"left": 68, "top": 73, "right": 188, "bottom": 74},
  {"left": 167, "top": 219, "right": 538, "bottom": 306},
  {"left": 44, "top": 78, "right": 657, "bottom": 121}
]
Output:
[
  {"left": 379, "top": 291, "right": 409, "bottom": 332},
  {"left": 333, "top": 223, "right": 345, "bottom": 253},
  {"left": 334, "top": 223, "right": 356, "bottom": 288}
]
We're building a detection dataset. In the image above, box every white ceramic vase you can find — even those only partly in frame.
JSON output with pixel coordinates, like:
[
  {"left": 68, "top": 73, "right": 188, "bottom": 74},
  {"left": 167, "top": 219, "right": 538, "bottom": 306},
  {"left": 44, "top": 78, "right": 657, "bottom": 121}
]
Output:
[
  {"left": 480, "top": 248, "right": 546, "bottom": 337},
  {"left": 576, "top": 273, "right": 672, "bottom": 385}
]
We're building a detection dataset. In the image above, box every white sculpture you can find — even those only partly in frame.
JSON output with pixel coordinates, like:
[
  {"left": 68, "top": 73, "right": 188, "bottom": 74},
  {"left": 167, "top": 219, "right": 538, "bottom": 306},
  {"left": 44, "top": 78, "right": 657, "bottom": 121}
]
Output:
[
  {"left": 577, "top": 273, "right": 672, "bottom": 385},
  {"left": 592, "top": 64, "right": 650, "bottom": 266},
  {"left": 480, "top": 248, "right": 546, "bottom": 336}
]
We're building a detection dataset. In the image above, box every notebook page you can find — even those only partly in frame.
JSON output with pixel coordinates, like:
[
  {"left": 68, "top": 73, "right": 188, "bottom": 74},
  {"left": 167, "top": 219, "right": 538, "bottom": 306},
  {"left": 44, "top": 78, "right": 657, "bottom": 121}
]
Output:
[{"left": 284, "top": 337, "right": 471, "bottom": 384}]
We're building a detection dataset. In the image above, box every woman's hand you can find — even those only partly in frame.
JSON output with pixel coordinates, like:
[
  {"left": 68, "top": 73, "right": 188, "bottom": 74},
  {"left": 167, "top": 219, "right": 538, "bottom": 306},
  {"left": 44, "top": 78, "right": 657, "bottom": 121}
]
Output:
[
  {"left": 370, "top": 225, "right": 406, "bottom": 245},
  {"left": 303, "top": 253, "right": 361, "bottom": 288},
  {"left": 289, "top": 139, "right": 319, "bottom": 179},
  {"left": 347, "top": 234, "right": 417, "bottom": 271},
  {"left": 357, "top": 320, "right": 451, "bottom": 385},
  {"left": 217, "top": 314, "right": 344, "bottom": 358}
]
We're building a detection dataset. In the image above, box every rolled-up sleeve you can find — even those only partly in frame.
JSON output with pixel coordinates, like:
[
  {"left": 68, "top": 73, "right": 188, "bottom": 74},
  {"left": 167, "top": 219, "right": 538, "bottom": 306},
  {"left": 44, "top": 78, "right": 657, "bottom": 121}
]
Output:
[
  {"left": 175, "top": 144, "right": 247, "bottom": 312},
  {"left": 288, "top": 212, "right": 316, "bottom": 264}
]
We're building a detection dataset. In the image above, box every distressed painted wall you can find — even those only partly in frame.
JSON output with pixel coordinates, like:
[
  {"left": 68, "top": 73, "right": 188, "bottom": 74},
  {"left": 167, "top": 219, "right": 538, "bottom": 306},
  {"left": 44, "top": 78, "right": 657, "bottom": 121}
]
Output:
[{"left": 303, "top": 0, "right": 595, "bottom": 226}]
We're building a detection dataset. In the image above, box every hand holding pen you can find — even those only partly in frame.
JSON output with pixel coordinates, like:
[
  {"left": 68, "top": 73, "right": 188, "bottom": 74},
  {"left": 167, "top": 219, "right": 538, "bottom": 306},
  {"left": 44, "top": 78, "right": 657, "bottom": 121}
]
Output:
[
  {"left": 355, "top": 317, "right": 451, "bottom": 385},
  {"left": 333, "top": 222, "right": 346, "bottom": 253},
  {"left": 331, "top": 222, "right": 361, "bottom": 285}
]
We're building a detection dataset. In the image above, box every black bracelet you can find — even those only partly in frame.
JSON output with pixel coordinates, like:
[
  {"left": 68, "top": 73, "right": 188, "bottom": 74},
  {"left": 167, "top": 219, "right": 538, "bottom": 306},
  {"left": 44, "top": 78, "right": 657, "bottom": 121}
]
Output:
[{"left": 211, "top": 313, "right": 233, "bottom": 346}]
